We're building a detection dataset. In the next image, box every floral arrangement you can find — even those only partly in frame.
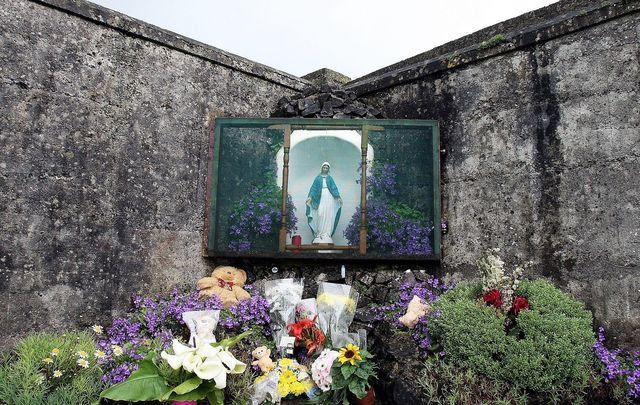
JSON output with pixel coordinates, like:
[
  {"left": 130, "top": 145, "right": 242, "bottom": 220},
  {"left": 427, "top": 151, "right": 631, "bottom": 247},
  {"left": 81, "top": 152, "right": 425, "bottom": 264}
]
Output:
[
  {"left": 254, "top": 358, "right": 315, "bottom": 399},
  {"left": 311, "top": 343, "right": 376, "bottom": 403},
  {"left": 310, "top": 348, "right": 339, "bottom": 391},
  {"left": 344, "top": 162, "right": 433, "bottom": 255},
  {"left": 97, "top": 286, "right": 271, "bottom": 386},
  {"left": 594, "top": 327, "right": 640, "bottom": 399},
  {"left": 428, "top": 258, "right": 596, "bottom": 400},
  {"left": 227, "top": 183, "right": 297, "bottom": 252},
  {"left": 288, "top": 316, "right": 325, "bottom": 356},
  {"left": 477, "top": 248, "right": 531, "bottom": 313},
  {"left": 100, "top": 331, "right": 250, "bottom": 404}
]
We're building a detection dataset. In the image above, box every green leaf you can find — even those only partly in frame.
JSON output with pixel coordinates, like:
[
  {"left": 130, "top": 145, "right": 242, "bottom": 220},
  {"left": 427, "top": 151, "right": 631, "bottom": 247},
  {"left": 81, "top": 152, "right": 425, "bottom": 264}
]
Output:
[
  {"left": 206, "top": 387, "right": 225, "bottom": 405},
  {"left": 211, "top": 330, "right": 253, "bottom": 348},
  {"left": 354, "top": 367, "right": 371, "bottom": 380},
  {"left": 169, "top": 381, "right": 218, "bottom": 401},
  {"left": 341, "top": 364, "right": 356, "bottom": 380},
  {"left": 100, "top": 357, "right": 170, "bottom": 401},
  {"left": 161, "top": 376, "right": 203, "bottom": 400},
  {"left": 349, "top": 379, "right": 367, "bottom": 399},
  {"left": 331, "top": 369, "right": 348, "bottom": 390}
]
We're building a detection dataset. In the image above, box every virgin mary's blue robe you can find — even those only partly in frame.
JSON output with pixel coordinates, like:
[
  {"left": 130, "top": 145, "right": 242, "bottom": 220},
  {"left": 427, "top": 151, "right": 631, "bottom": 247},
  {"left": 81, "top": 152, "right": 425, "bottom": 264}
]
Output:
[{"left": 306, "top": 175, "right": 341, "bottom": 237}]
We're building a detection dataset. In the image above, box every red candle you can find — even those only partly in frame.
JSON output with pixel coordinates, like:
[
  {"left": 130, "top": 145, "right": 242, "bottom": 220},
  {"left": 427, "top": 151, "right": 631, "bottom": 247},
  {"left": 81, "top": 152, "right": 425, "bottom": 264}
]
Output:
[{"left": 292, "top": 235, "right": 302, "bottom": 253}]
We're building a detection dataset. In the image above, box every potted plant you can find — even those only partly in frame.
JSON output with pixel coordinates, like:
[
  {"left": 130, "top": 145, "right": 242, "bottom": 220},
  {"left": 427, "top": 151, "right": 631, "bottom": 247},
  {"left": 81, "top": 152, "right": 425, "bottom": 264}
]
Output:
[
  {"left": 99, "top": 331, "right": 251, "bottom": 404},
  {"left": 311, "top": 343, "right": 377, "bottom": 404}
]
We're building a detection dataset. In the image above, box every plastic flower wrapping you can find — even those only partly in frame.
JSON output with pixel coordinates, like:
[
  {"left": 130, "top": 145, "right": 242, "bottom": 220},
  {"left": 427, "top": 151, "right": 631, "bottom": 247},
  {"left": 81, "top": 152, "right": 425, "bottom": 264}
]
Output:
[
  {"left": 182, "top": 310, "right": 220, "bottom": 346},
  {"left": 316, "top": 282, "right": 365, "bottom": 348},
  {"left": 263, "top": 278, "right": 304, "bottom": 353}
]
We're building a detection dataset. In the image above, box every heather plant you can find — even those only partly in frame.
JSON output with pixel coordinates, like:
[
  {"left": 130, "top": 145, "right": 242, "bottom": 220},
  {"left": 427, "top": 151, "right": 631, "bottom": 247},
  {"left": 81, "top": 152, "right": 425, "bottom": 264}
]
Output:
[
  {"left": 98, "top": 285, "right": 272, "bottom": 387},
  {"left": 227, "top": 182, "right": 297, "bottom": 252},
  {"left": 344, "top": 162, "right": 433, "bottom": 255},
  {"left": 0, "top": 331, "right": 102, "bottom": 405},
  {"left": 429, "top": 280, "right": 596, "bottom": 401}
]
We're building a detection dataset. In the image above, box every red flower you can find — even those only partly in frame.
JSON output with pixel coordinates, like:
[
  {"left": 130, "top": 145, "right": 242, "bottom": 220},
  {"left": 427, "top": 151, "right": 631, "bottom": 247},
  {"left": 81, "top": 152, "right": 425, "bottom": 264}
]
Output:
[
  {"left": 482, "top": 289, "right": 503, "bottom": 309},
  {"left": 510, "top": 296, "right": 530, "bottom": 316},
  {"left": 287, "top": 316, "right": 325, "bottom": 356}
]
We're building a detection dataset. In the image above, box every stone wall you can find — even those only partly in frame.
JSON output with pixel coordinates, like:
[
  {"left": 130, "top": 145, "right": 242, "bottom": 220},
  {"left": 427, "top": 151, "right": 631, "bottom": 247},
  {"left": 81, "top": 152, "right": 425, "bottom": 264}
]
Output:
[
  {"left": 350, "top": 0, "right": 640, "bottom": 346},
  {"left": 0, "top": 0, "right": 307, "bottom": 346},
  {"left": 1, "top": 0, "right": 638, "bottom": 353}
]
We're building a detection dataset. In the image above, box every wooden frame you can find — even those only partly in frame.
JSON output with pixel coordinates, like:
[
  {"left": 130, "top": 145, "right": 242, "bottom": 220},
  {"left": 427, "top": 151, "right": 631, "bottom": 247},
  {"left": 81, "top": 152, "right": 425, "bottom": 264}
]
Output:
[{"left": 204, "top": 118, "right": 441, "bottom": 261}]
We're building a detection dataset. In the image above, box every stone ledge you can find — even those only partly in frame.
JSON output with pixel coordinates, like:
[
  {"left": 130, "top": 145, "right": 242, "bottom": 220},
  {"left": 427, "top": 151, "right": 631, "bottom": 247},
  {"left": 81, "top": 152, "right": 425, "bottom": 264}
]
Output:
[
  {"left": 346, "top": 0, "right": 640, "bottom": 96},
  {"left": 29, "top": 0, "right": 310, "bottom": 91}
]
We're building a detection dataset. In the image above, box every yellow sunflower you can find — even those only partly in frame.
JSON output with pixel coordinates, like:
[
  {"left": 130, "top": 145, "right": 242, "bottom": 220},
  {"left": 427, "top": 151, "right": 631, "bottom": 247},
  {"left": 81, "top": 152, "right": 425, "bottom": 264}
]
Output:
[{"left": 338, "top": 343, "right": 362, "bottom": 365}]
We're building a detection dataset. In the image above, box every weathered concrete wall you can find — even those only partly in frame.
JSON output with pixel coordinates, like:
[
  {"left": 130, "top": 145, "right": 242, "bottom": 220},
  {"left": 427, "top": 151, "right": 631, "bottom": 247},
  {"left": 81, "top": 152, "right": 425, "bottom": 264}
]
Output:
[
  {"left": 0, "top": 0, "right": 307, "bottom": 345},
  {"left": 351, "top": 1, "right": 640, "bottom": 346},
  {"left": 1, "top": 0, "right": 638, "bottom": 352}
]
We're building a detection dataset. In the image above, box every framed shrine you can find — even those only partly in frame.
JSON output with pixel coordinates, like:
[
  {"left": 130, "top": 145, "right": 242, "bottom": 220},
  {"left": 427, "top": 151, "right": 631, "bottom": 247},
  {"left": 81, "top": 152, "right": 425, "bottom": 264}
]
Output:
[{"left": 204, "top": 118, "right": 440, "bottom": 260}]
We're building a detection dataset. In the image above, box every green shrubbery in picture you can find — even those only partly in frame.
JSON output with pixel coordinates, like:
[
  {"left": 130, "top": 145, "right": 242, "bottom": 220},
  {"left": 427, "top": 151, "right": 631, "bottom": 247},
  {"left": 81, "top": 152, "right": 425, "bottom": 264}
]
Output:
[{"left": 429, "top": 279, "right": 595, "bottom": 401}]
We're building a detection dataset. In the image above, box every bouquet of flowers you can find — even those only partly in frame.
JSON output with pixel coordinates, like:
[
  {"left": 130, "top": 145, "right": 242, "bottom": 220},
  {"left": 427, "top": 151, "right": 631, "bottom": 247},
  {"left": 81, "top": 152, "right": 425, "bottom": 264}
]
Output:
[
  {"left": 263, "top": 279, "right": 304, "bottom": 354},
  {"left": 100, "top": 331, "right": 250, "bottom": 405},
  {"left": 252, "top": 358, "right": 316, "bottom": 403},
  {"left": 288, "top": 315, "right": 325, "bottom": 356},
  {"left": 477, "top": 248, "right": 531, "bottom": 312},
  {"left": 311, "top": 343, "right": 376, "bottom": 403},
  {"left": 317, "top": 282, "right": 361, "bottom": 348}
]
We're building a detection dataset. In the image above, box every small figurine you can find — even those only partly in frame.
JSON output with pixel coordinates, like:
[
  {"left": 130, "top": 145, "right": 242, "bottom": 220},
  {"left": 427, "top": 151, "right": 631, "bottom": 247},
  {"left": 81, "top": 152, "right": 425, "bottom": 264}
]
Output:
[
  {"left": 197, "top": 265, "right": 251, "bottom": 308},
  {"left": 398, "top": 295, "right": 431, "bottom": 328},
  {"left": 251, "top": 346, "right": 275, "bottom": 374}
]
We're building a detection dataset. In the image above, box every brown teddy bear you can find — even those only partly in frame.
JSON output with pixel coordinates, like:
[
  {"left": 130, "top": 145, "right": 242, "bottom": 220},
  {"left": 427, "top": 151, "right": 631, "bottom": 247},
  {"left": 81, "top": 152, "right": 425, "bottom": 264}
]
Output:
[
  {"left": 197, "top": 265, "right": 251, "bottom": 308},
  {"left": 251, "top": 346, "right": 275, "bottom": 374}
]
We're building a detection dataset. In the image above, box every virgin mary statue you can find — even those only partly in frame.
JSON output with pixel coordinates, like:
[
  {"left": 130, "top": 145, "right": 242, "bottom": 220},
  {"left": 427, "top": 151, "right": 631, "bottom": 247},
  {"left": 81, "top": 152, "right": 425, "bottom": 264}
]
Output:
[{"left": 305, "top": 162, "right": 342, "bottom": 244}]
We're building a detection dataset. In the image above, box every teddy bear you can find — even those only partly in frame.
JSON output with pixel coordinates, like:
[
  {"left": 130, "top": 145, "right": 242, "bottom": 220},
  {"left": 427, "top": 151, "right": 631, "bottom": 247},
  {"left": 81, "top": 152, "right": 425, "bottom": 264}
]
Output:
[
  {"left": 197, "top": 265, "right": 251, "bottom": 308},
  {"left": 251, "top": 346, "right": 275, "bottom": 374},
  {"left": 398, "top": 295, "right": 431, "bottom": 328}
]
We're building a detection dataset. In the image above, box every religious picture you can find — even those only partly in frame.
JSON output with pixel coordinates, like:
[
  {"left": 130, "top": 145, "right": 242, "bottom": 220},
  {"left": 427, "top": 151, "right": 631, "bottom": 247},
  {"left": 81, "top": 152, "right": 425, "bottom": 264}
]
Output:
[
  {"left": 278, "top": 129, "right": 367, "bottom": 252},
  {"left": 208, "top": 118, "right": 440, "bottom": 259}
]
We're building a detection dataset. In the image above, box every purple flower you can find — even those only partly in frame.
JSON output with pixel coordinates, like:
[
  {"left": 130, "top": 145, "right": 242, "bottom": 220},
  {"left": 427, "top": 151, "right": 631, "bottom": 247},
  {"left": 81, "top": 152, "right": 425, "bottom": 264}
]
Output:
[
  {"left": 227, "top": 183, "right": 297, "bottom": 251},
  {"left": 372, "top": 277, "right": 454, "bottom": 355},
  {"left": 594, "top": 327, "right": 640, "bottom": 399},
  {"left": 345, "top": 162, "right": 433, "bottom": 255}
]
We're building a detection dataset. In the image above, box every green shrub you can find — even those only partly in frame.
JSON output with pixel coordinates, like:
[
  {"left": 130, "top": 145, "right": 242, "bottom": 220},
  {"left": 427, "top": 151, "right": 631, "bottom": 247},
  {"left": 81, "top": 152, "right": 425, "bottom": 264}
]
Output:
[
  {"left": 0, "top": 331, "right": 102, "bottom": 405},
  {"left": 429, "top": 280, "right": 595, "bottom": 401},
  {"left": 418, "top": 356, "right": 529, "bottom": 405}
]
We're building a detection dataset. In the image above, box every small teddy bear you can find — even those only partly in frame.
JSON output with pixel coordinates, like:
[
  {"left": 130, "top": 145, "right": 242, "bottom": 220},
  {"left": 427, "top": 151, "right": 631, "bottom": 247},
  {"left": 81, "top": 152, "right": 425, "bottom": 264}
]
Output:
[
  {"left": 197, "top": 265, "right": 251, "bottom": 308},
  {"left": 398, "top": 295, "right": 431, "bottom": 328},
  {"left": 251, "top": 346, "right": 275, "bottom": 374}
]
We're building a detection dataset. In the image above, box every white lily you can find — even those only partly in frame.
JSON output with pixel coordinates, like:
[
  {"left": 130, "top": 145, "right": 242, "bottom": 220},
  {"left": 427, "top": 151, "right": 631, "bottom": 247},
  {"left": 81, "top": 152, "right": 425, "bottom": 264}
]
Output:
[
  {"left": 160, "top": 338, "right": 246, "bottom": 389},
  {"left": 182, "top": 351, "right": 203, "bottom": 373},
  {"left": 160, "top": 340, "right": 196, "bottom": 370},
  {"left": 194, "top": 356, "right": 226, "bottom": 387}
]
